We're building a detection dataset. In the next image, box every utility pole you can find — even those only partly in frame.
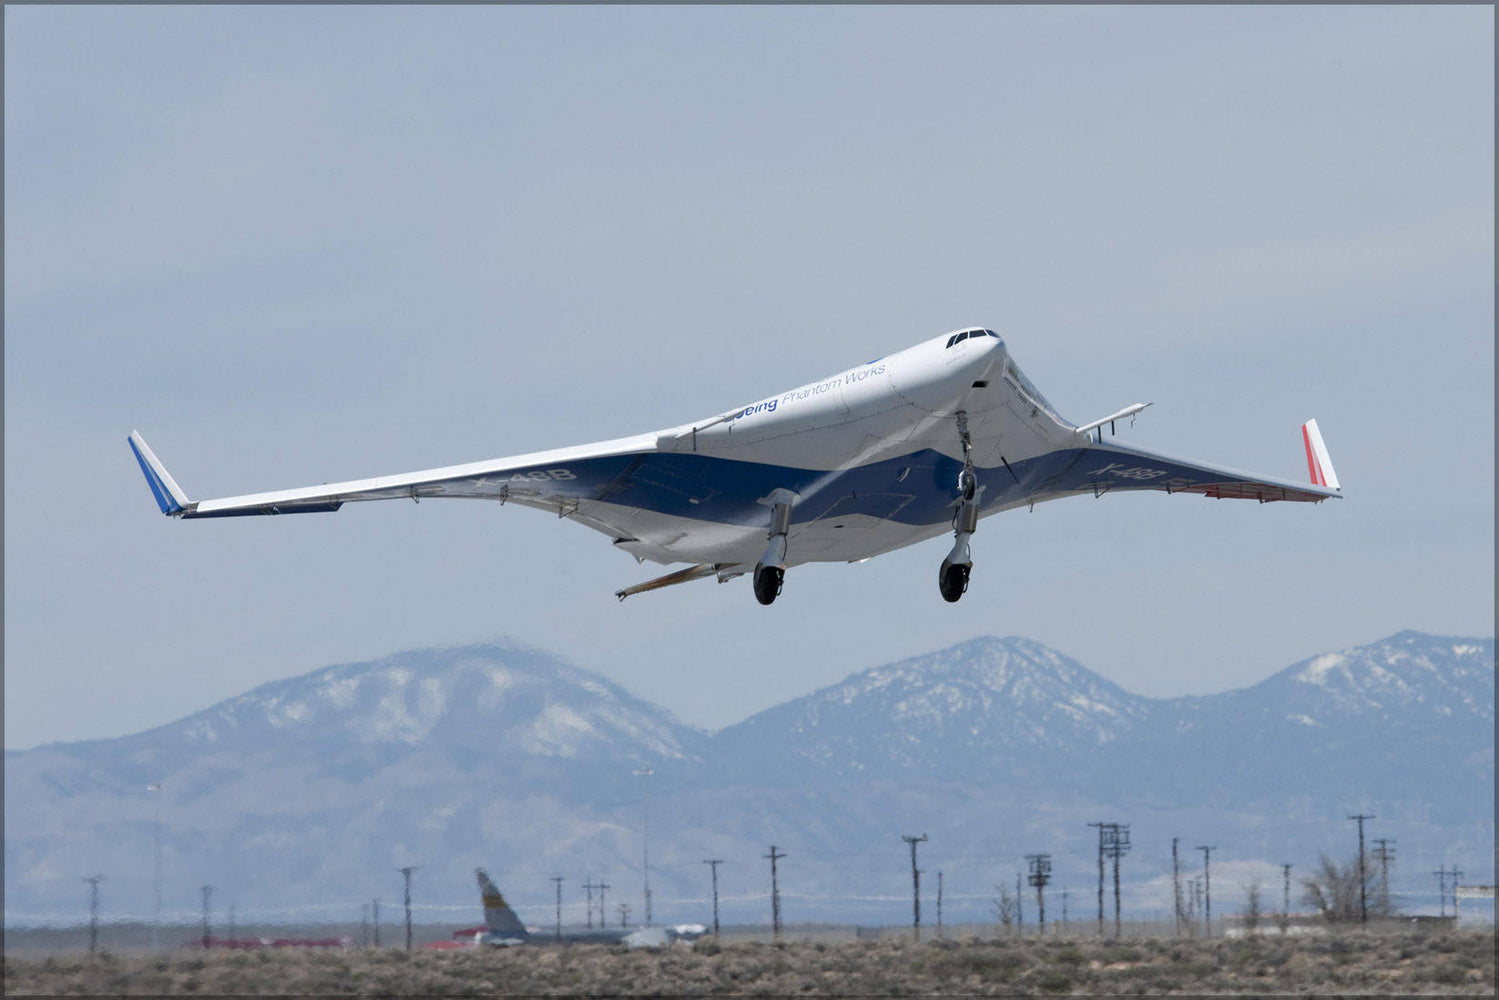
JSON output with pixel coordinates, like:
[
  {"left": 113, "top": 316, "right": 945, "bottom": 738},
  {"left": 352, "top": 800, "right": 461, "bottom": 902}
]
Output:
[
  {"left": 1433, "top": 866, "right": 1464, "bottom": 918},
  {"left": 1061, "top": 887, "right": 1069, "bottom": 932},
  {"left": 200, "top": 885, "right": 213, "bottom": 950},
  {"left": 1195, "top": 846, "right": 1215, "bottom": 938},
  {"left": 703, "top": 860, "right": 724, "bottom": 937},
  {"left": 597, "top": 882, "right": 610, "bottom": 928},
  {"left": 1172, "top": 838, "right": 1183, "bottom": 936},
  {"left": 1372, "top": 840, "right": 1396, "bottom": 917},
  {"left": 936, "top": 871, "right": 944, "bottom": 939},
  {"left": 372, "top": 899, "right": 381, "bottom": 947},
  {"left": 398, "top": 867, "right": 416, "bottom": 952},
  {"left": 634, "top": 766, "right": 654, "bottom": 926},
  {"left": 148, "top": 782, "right": 163, "bottom": 951},
  {"left": 1016, "top": 871, "right": 1024, "bottom": 935},
  {"left": 361, "top": 903, "right": 370, "bottom": 947},
  {"left": 901, "top": 833, "right": 928, "bottom": 940},
  {"left": 618, "top": 902, "right": 631, "bottom": 927},
  {"left": 550, "top": 877, "right": 564, "bottom": 942},
  {"left": 83, "top": 875, "right": 105, "bottom": 954},
  {"left": 1106, "top": 825, "right": 1131, "bottom": 938},
  {"left": 1026, "top": 854, "right": 1052, "bottom": 934},
  {"left": 1347, "top": 814, "right": 1373, "bottom": 923},
  {"left": 1087, "top": 822, "right": 1106, "bottom": 937},
  {"left": 583, "top": 880, "right": 597, "bottom": 929},
  {"left": 1280, "top": 863, "right": 1292, "bottom": 935},
  {"left": 764, "top": 845, "right": 786, "bottom": 941}
]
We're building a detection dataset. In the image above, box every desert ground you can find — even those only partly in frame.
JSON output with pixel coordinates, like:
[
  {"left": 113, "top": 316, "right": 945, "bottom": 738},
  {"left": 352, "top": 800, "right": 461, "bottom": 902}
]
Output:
[{"left": 4, "top": 927, "right": 1494, "bottom": 995}]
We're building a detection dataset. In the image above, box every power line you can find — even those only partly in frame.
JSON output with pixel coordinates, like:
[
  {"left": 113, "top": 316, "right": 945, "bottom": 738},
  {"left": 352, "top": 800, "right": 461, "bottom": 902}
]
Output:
[
  {"left": 901, "top": 833, "right": 928, "bottom": 940},
  {"left": 1433, "top": 866, "right": 1464, "bottom": 918},
  {"left": 1280, "top": 863, "right": 1292, "bottom": 935},
  {"left": 550, "top": 876, "right": 564, "bottom": 942},
  {"left": 936, "top": 871, "right": 944, "bottom": 940},
  {"left": 597, "top": 881, "right": 611, "bottom": 928},
  {"left": 583, "top": 880, "right": 598, "bottom": 930},
  {"left": 1172, "top": 838, "right": 1183, "bottom": 937},
  {"left": 634, "top": 766, "right": 654, "bottom": 927},
  {"left": 763, "top": 845, "right": 786, "bottom": 941},
  {"left": 200, "top": 885, "right": 213, "bottom": 951},
  {"left": 1195, "top": 846, "right": 1215, "bottom": 938},
  {"left": 1372, "top": 839, "right": 1396, "bottom": 916},
  {"left": 1105, "top": 825, "right": 1131, "bottom": 939},
  {"left": 1348, "top": 814, "right": 1374, "bottom": 923},
  {"left": 1087, "top": 822, "right": 1107, "bottom": 937},
  {"left": 83, "top": 875, "right": 105, "bottom": 954},
  {"left": 397, "top": 867, "right": 417, "bottom": 952},
  {"left": 702, "top": 860, "right": 724, "bottom": 937},
  {"left": 1026, "top": 854, "right": 1052, "bottom": 934}
]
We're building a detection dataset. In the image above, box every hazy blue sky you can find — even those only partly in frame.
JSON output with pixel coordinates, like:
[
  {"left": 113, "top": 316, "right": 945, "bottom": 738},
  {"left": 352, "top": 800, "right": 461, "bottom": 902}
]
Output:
[{"left": 6, "top": 6, "right": 1493, "bottom": 750}]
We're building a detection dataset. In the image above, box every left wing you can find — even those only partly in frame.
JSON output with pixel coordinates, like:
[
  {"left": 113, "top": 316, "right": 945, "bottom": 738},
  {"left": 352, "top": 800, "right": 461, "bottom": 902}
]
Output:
[
  {"left": 1011, "top": 419, "right": 1343, "bottom": 505},
  {"left": 127, "top": 429, "right": 658, "bottom": 525}
]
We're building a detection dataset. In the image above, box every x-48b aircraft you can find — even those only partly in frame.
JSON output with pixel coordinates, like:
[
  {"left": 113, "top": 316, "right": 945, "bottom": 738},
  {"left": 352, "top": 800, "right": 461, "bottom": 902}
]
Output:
[{"left": 130, "top": 328, "right": 1341, "bottom": 605}]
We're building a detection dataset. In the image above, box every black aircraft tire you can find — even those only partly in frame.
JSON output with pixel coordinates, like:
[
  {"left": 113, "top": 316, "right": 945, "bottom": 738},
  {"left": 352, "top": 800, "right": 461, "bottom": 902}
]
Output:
[
  {"left": 939, "top": 563, "right": 970, "bottom": 603},
  {"left": 753, "top": 565, "right": 784, "bottom": 606}
]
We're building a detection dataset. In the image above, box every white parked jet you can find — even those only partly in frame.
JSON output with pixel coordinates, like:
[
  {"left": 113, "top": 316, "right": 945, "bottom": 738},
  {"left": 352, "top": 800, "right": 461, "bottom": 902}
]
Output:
[{"left": 129, "top": 327, "right": 1340, "bottom": 605}]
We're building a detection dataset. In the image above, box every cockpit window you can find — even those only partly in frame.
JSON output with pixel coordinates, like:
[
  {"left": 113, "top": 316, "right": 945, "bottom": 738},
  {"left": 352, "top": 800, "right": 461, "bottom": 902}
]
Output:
[{"left": 946, "top": 328, "right": 998, "bottom": 348}]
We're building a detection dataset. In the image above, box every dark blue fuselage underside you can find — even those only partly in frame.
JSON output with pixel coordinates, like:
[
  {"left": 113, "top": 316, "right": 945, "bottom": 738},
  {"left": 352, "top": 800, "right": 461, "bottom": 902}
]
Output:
[{"left": 481, "top": 446, "right": 1204, "bottom": 528}]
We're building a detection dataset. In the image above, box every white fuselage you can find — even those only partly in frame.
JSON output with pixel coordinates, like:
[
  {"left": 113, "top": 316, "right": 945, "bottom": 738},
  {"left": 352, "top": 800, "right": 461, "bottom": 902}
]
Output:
[{"left": 580, "top": 330, "right": 1074, "bottom": 570}]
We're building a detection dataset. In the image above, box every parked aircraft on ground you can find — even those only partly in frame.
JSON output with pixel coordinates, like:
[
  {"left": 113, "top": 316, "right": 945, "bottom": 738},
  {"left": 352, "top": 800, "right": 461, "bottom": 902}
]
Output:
[
  {"left": 471, "top": 869, "right": 704, "bottom": 948},
  {"left": 130, "top": 327, "right": 1340, "bottom": 604}
]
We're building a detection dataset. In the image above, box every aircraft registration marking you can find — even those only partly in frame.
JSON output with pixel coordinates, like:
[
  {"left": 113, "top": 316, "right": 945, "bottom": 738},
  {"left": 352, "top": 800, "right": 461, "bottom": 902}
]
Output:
[
  {"left": 509, "top": 469, "right": 576, "bottom": 483},
  {"left": 1089, "top": 462, "right": 1169, "bottom": 481}
]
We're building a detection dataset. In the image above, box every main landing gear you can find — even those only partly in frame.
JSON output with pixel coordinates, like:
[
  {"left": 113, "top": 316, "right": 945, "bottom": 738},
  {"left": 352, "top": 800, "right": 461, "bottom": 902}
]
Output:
[
  {"left": 939, "top": 411, "right": 981, "bottom": 603},
  {"left": 753, "top": 489, "right": 797, "bottom": 606}
]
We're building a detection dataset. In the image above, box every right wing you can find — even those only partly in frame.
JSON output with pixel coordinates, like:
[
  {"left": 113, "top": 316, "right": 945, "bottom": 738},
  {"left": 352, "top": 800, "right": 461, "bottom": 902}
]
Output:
[{"left": 127, "top": 429, "right": 658, "bottom": 524}]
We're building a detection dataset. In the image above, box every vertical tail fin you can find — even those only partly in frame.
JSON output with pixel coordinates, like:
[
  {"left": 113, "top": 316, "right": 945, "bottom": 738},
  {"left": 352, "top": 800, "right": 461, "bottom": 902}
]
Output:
[
  {"left": 1301, "top": 419, "right": 1341, "bottom": 491},
  {"left": 475, "top": 868, "right": 529, "bottom": 939}
]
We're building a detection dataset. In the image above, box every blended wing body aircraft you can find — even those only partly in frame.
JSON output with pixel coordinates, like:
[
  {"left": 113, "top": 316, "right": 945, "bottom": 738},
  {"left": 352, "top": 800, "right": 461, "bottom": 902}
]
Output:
[{"left": 130, "top": 328, "right": 1341, "bottom": 604}]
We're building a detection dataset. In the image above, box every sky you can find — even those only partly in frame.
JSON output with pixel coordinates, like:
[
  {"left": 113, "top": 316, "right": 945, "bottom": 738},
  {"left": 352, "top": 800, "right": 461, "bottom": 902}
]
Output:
[{"left": 5, "top": 6, "right": 1493, "bottom": 751}]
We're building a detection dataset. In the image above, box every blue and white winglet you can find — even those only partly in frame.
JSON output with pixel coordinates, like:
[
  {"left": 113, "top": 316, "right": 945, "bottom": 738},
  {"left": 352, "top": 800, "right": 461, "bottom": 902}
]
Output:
[{"left": 128, "top": 430, "right": 193, "bottom": 516}]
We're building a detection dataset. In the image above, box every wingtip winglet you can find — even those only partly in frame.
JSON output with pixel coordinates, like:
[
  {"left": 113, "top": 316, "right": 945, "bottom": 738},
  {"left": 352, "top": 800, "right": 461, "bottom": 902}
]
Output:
[
  {"left": 1301, "top": 419, "right": 1341, "bottom": 492},
  {"left": 127, "top": 430, "right": 192, "bottom": 515}
]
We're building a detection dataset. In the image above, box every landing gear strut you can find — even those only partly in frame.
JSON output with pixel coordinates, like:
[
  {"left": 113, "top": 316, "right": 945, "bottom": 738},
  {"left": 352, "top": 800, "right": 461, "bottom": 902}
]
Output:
[
  {"left": 753, "top": 489, "right": 797, "bottom": 606},
  {"left": 940, "top": 411, "right": 981, "bottom": 603}
]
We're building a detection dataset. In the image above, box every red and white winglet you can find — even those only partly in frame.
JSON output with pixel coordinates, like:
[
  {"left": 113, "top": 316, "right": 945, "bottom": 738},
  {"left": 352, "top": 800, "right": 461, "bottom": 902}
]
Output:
[{"left": 1301, "top": 419, "right": 1341, "bottom": 491}]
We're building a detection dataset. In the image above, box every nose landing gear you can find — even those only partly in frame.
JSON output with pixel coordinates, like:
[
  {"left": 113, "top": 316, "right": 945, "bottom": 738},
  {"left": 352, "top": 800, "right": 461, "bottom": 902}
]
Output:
[{"left": 940, "top": 411, "right": 982, "bottom": 603}]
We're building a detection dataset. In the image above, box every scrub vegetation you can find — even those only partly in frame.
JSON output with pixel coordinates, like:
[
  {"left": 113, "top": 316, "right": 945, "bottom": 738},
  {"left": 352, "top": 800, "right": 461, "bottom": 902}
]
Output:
[{"left": 5, "top": 928, "right": 1495, "bottom": 995}]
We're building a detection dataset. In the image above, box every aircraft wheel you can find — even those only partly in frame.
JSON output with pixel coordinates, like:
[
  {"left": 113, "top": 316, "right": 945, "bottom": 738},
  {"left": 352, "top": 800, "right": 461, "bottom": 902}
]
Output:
[
  {"left": 753, "top": 564, "right": 784, "bottom": 606},
  {"left": 939, "top": 562, "right": 970, "bottom": 603}
]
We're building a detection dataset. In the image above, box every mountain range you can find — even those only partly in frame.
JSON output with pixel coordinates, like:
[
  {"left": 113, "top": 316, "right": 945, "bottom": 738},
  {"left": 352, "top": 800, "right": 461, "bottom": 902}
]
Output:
[{"left": 5, "top": 630, "right": 1491, "bottom": 927}]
